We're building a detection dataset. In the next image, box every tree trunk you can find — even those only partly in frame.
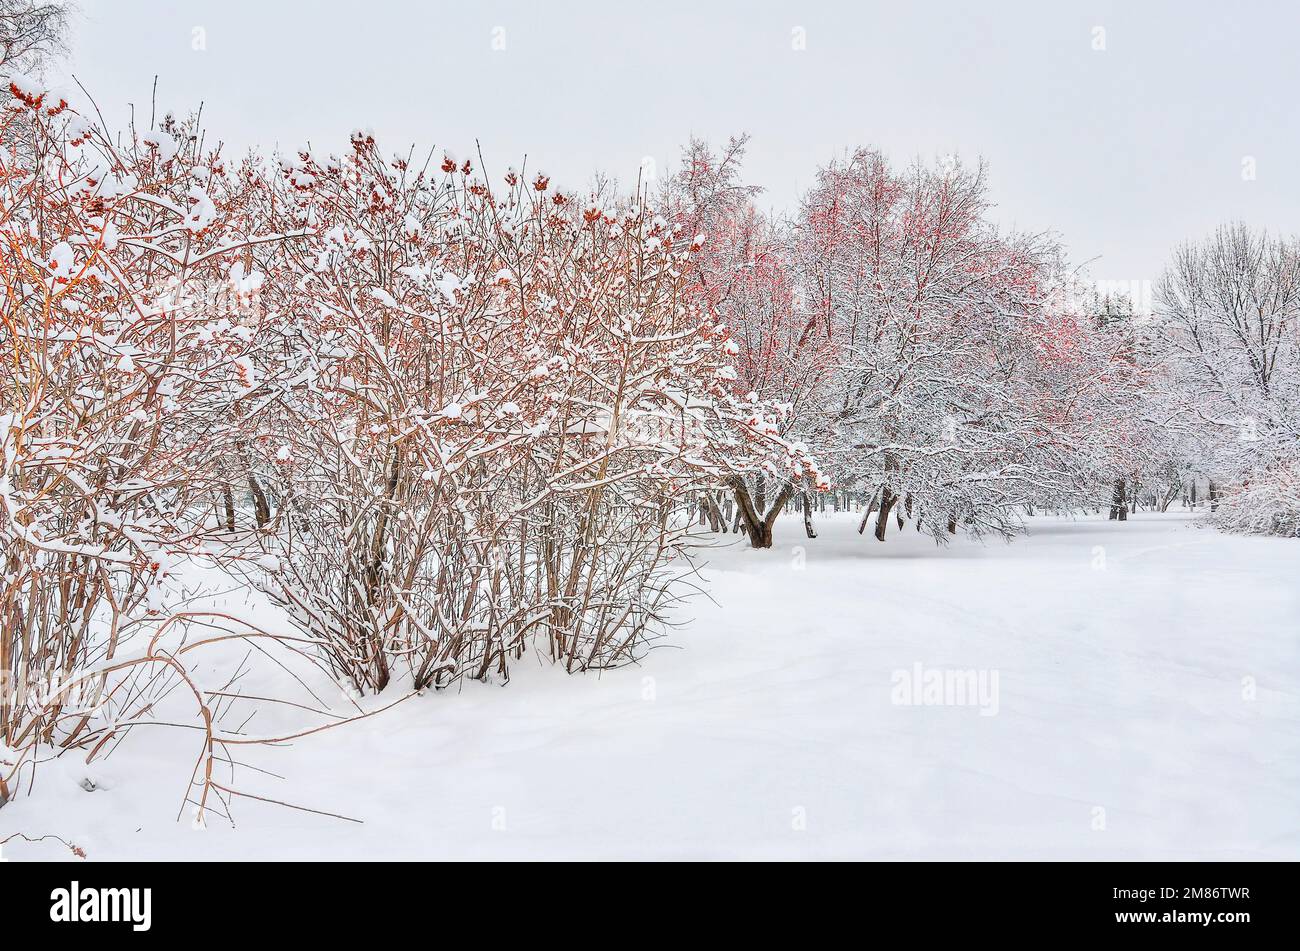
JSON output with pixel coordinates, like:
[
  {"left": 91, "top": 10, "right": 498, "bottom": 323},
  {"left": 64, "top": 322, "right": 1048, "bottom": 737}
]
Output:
[
  {"left": 222, "top": 486, "right": 236, "bottom": 532},
  {"left": 858, "top": 487, "right": 881, "bottom": 535},
  {"left": 874, "top": 486, "right": 897, "bottom": 541},
  {"left": 802, "top": 491, "right": 818, "bottom": 538},
  {"left": 248, "top": 472, "right": 271, "bottom": 528},
  {"left": 702, "top": 493, "right": 722, "bottom": 532},
  {"left": 727, "top": 475, "right": 795, "bottom": 549},
  {"left": 1109, "top": 478, "right": 1128, "bottom": 521}
]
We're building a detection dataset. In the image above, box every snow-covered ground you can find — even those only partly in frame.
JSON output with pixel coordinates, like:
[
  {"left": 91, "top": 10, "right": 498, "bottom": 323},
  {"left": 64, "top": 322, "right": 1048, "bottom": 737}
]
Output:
[{"left": 3, "top": 512, "right": 1298, "bottom": 860}]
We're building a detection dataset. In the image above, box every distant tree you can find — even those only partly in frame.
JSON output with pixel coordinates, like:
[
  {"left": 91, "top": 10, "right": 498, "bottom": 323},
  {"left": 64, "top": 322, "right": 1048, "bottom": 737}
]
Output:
[
  {"left": 793, "top": 150, "right": 1117, "bottom": 542},
  {"left": 1154, "top": 222, "right": 1300, "bottom": 534},
  {"left": 662, "top": 137, "right": 831, "bottom": 546},
  {"left": 0, "top": 0, "right": 67, "bottom": 75}
]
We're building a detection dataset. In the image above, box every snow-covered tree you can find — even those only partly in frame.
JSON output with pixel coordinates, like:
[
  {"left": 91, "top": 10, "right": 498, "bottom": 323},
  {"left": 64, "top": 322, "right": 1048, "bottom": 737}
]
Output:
[
  {"left": 789, "top": 150, "right": 1122, "bottom": 541},
  {"left": 662, "top": 137, "right": 831, "bottom": 546},
  {"left": 0, "top": 0, "right": 66, "bottom": 75},
  {"left": 1154, "top": 222, "right": 1300, "bottom": 535}
]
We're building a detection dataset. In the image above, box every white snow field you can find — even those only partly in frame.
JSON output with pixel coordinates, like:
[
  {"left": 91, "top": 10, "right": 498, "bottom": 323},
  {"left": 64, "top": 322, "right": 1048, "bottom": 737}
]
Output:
[{"left": 2, "top": 512, "right": 1298, "bottom": 861}]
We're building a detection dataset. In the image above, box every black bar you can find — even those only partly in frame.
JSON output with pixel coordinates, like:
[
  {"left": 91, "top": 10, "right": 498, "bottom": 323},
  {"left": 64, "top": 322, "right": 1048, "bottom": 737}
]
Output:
[{"left": 1, "top": 861, "right": 1289, "bottom": 939}]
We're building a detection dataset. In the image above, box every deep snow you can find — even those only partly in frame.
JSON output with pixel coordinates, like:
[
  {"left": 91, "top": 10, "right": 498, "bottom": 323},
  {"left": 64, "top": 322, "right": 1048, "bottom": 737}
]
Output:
[{"left": 2, "top": 511, "right": 1298, "bottom": 860}]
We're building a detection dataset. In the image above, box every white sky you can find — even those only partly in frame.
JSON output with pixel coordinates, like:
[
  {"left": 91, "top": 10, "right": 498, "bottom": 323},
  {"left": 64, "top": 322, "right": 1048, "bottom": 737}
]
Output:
[{"left": 51, "top": 0, "right": 1300, "bottom": 288}]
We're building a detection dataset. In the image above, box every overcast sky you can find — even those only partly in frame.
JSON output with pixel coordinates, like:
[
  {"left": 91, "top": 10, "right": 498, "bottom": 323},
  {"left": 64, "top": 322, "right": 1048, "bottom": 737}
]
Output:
[{"left": 50, "top": 0, "right": 1300, "bottom": 291}]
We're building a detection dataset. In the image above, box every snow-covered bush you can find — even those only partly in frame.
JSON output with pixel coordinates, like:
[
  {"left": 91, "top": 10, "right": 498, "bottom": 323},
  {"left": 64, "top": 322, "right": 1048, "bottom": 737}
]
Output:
[
  {"left": 249, "top": 137, "right": 812, "bottom": 692},
  {"left": 0, "top": 83, "right": 331, "bottom": 815},
  {"left": 1210, "top": 463, "right": 1300, "bottom": 537},
  {"left": 0, "top": 88, "right": 813, "bottom": 822}
]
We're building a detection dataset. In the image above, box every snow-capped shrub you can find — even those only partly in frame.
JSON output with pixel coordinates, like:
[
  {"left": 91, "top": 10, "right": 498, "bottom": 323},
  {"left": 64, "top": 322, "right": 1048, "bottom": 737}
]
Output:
[
  {"left": 240, "top": 134, "right": 805, "bottom": 693},
  {"left": 1211, "top": 464, "right": 1300, "bottom": 537},
  {"left": 0, "top": 89, "right": 320, "bottom": 817}
]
